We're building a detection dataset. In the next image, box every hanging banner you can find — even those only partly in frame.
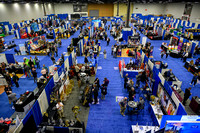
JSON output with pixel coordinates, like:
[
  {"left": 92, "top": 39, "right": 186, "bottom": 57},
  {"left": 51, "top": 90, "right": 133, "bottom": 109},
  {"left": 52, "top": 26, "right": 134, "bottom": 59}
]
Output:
[{"left": 19, "top": 44, "right": 26, "bottom": 55}]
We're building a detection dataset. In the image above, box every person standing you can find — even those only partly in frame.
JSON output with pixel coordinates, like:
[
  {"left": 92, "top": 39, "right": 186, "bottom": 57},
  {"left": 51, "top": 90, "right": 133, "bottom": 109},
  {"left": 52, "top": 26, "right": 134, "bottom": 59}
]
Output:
[
  {"left": 55, "top": 47, "right": 58, "bottom": 57},
  {"left": 41, "top": 68, "right": 47, "bottom": 78},
  {"left": 94, "top": 78, "right": 100, "bottom": 90},
  {"left": 47, "top": 48, "right": 50, "bottom": 56},
  {"left": 29, "top": 57, "right": 34, "bottom": 68},
  {"left": 113, "top": 46, "right": 117, "bottom": 58},
  {"left": 25, "top": 64, "right": 33, "bottom": 78},
  {"left": 84, "top": 56, "right": 89, "bottom": 64},
  {"left": 129, "top": 87, "right": 136, "bottom": 101},
  {"left": 92, "top": 84, "right": 99, "bottom": 104},
  {"left": 51, "top": 45, "right": 55, "bottom": 56},
  {"left": 100, "top": 84, "right": 107, "bottom": 100},
  {"left": 105, "top": 33, "right": 108, "bottom": 41},
  {"left": 42, "top": 64, "right": 49, "bottom": 76},
  {"left": 137, "top": 97, "right": 145, "bottom": 110},
  {"left": 182, "top": 87, "right": 192, "bottom": 105},
  {"left": 75, "top": 65, "right": 80, "bottom": 77},
  {"left": 4, "top": 85, "right": 17, "bottom": 107},
  {"left": 166, "top": 49, "right": 169, "bottom": 58},
  {"left": 161, "top": 50, "right": 165, "bottom": 58},
  {"left": 103, "top": 78, "right": 109, "bottom": 87},
  {"left": 183, "top": 52, "right": 188, "bottom": 62},
  {"left": 61, "top": 54, "right": 65, "bottom": 62},
  {"left": 103, "top": 49, "right": 107, "bottom": 59},
  {"left": 12, "top": 73, "right": 19, "bottom": 88},
  {"left": 124, "top": 73, "right": 128, "bottom": 89},
  {"left": 190, "top": 73, "right": 198, "bottom": 87},
  {"left": 119, "top": 97, "right": 127, "bottom": 116},
  {"left": 34, "top": 56, "right": 40, "bottom": 69},
  {"left": 56, "top": 100, "right": 64, "bottom": 118},
  {"left": 32, "top": 67, "right": 37, "bottom": 83},
  {"left": 107, "top": 37, "right": 110, "bottom": 46},
  {"left": 51, "top": 55, "right": 56, "bottom": 64},
  {"left": 5, "top": 72, "right": 12, "bottom": 86},
  {"left": 89, "top": 48, "right": 93, "bottom": 58}
]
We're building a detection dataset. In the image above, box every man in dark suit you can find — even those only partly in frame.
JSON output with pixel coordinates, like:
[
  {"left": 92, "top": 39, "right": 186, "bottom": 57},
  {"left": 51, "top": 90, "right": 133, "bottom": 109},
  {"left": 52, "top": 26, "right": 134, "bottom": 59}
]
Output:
[
  {"left": 84, "top": 56, "right": 89, "bottom": 64},
  {"left": 129, "top": 87, "right": 136, "bottom": 101},
  {"left": 124, "top": 73, "right": 128, "bottom": 89},
  {"left": 183, "top": 87, "right": 192, "bottom": 105}
]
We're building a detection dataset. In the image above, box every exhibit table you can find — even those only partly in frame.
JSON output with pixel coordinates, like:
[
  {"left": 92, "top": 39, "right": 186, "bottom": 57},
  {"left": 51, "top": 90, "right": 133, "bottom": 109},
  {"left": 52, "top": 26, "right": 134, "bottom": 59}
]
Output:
[
  {"left": 184, "top": 61, "right": 199, "bottom": 74},
  {"left": 14, "top": 91, "right": 35, "bottom": 112},
  {"left": 131, "top": 125, "right": 159, "bottom": 133},
  {"left": 148, "top": 103, "right": 163, "bottom": 126},
  {"left": 123, "top": 69, "right": 144, "bottom": 78},
  {"left": 189, "top": 96, "right": 200, "bottom": 114},
  {"left": 170, "top": 50, "right": 181, "bottom": 58},
  {"left": 6, "top": 66, "right": 24, "bottom": 74},
  {"left": 127, "top": 101, "right": 138, "bottom": 113}
]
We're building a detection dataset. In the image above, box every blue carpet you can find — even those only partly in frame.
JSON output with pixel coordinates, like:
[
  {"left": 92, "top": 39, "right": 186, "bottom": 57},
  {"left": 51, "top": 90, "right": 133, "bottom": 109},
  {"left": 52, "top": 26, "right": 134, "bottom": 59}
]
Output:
[
  {"left": 86, "top": 22, "right": 155, "bottom": 133},
  {"left": 0, "top": 28, "right": 81, "bottom": 118},
  {"left": 132, "top": 24, "right": 200, "bottom": 99}
]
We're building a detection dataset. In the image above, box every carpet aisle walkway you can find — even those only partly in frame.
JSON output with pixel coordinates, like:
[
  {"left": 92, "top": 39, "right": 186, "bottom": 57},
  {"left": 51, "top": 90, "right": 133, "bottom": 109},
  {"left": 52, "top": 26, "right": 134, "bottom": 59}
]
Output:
[{"left": 86, "top": 22, "right": 155, "bottom": 133}]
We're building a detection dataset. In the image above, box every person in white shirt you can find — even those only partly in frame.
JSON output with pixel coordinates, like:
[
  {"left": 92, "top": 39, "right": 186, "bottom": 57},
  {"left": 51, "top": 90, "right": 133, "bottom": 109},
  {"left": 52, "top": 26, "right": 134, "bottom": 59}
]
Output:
[
  {"left": 81, "top": 65, "right": 85, "bottom": 72},
  {"left": 56, "top": 100, "right": 64, "bottom": 118}
]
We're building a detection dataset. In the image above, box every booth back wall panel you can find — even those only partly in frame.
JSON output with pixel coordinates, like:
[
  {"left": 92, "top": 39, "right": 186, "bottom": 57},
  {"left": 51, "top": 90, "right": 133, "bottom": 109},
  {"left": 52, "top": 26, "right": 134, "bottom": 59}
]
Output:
[{"left": 88, "top": 4, "right": 114, "bottom": 17}]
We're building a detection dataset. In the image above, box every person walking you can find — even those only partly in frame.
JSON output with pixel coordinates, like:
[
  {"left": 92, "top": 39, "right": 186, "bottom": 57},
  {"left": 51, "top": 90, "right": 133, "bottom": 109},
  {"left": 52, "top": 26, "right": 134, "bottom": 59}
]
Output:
[
  {"left": 190, "top": 73, "right": 198, "bottom": 87},
  {"left": 51, "top": 55, "right": 56, "bottom": 64},
  {"left": 103, "top": 49, "right": 107, "bottom": 59},
  {"left": 119, "top": 97, "right": 127, "bottom": 116},
  {"left": 182, "top": 87, "right": 192, "bottom": 105},
  {"left": 12, "top": 73, "right": 19, "bottom": 88},
  {"left": 107, "top": 37, "right": 110, "bottom": 46}
]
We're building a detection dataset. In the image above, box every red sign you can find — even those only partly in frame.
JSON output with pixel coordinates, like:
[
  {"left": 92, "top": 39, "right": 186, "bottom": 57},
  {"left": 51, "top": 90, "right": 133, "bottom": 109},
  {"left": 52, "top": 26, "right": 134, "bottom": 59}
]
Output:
[{"left": 145, "top": 9, "right": 147, "bottom": 11}]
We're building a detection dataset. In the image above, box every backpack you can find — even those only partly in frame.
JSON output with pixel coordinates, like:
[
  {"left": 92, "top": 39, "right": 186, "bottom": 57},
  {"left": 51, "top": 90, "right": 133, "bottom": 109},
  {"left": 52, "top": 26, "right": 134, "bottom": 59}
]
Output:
[{"left": 102, "top": 87, "right": 107, "bottom": 95}]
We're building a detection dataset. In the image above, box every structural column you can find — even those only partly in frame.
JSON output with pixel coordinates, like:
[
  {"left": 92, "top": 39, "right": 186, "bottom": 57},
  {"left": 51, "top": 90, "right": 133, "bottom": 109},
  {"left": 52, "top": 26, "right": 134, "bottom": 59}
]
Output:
[
  {"left": 42, "top": 2, "right": 46, "bottom": 16},
  {"left": 117, "top": 0, "right": 119, "bottom": 16},
  {"left": 126, "top": 0, "right": 131, "bottom": 27}
]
